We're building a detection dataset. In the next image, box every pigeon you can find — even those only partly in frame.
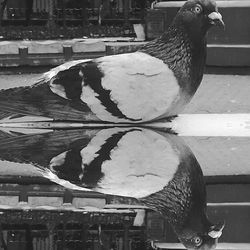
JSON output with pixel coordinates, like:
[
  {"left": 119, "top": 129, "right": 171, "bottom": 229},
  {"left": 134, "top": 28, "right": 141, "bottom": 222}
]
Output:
[
  {"left": 0, "top": 0, "right": 224, "bottom": 124},
  {"left": 0, "top": 127, "right": 224, "bottom": 250}
]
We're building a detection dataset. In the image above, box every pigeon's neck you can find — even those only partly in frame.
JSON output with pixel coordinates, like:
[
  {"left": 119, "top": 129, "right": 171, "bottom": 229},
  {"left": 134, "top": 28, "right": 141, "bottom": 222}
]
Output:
[
  {"left": 139, "top": 25, "right": 193, "bottom": 67},
  {"left": 139, "top": 172, "right": 194, "bottom": 231},
  {"left": 139, "top": 157, "right": 208, "bottom": 236},
  {"left": 139, "top": 24, "right": 206, "bottom": 96}
]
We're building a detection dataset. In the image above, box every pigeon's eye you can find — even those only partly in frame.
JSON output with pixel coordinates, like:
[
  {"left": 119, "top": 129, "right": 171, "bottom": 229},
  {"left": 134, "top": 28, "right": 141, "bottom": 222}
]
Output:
[
  {"left": 193, "top": 5, "right": 202, "bottom": 14},
  {"left": 193, "top": 236, "right": 203, "bottom": 246}
]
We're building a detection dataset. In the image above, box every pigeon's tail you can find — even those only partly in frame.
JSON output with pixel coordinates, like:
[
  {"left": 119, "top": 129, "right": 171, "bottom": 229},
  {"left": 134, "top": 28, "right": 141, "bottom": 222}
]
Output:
[
  {"left": 0, "top": 80, "right": 45, "bottom": 120},
  {"left": 0, "top": 79, "right": 100, "bottom": 122}
]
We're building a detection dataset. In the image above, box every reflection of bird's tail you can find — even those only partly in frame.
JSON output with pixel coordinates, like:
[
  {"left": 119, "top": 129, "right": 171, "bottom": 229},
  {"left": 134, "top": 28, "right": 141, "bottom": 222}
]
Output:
[
  {"left": 0, "top": 80, "right": 47, "bottom": 120},
  {"left": 0, "top": 79, "right": 98, "bottom": 121},
  {"left": 37, "top": 167, "right": 92, "bottom": 192}
]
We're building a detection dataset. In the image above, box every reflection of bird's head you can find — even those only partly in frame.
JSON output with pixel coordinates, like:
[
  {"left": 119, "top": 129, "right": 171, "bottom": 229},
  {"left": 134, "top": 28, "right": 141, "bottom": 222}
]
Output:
[
  {"left": 178, "top": 221, "right": 225, "bottom": 250},
  {"left": 173, "top": 0, "right": 224, "bottom": 37},
  {"left": 172, "top": 144, "right": 225, "bottom": 250},
  {"left": 171, "top": 156, "right": 225, "bottom": 250}
]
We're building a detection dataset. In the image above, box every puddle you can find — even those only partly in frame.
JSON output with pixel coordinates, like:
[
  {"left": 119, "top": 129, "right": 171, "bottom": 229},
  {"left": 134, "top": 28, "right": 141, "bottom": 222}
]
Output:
[{"left": 0, "top": 123, "right": 249, "bottom": 189}]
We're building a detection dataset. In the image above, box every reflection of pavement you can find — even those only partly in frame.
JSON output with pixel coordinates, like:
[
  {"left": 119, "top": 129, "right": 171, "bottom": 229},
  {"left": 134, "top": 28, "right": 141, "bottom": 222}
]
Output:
[
  {"left": 183, "top": 136, "right": 250, "bottom": 176},
  {"left": 1, "top": 73, "right": 250, "bottom": 177}
]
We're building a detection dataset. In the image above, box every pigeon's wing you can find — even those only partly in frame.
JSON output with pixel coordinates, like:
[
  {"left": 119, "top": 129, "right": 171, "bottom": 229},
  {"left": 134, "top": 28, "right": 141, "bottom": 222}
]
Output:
[
  {"left": 49, "top": 53, "right": 181, "bottom": 123},
  {"left": 39, "top": 128, "right": 193, "bottom": 199}
]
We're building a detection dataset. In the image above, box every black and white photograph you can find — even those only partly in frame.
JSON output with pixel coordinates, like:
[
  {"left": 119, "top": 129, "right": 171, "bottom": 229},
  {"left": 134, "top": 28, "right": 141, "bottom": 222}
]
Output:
[{"left": 0, "top": 0, "right": 249, "bottom": 249}]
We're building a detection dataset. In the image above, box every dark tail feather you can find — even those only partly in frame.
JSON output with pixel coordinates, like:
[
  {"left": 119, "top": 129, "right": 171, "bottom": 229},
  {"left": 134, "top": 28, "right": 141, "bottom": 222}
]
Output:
[
  {"left": 0, "top": 128, "right": 99, "bottom": 167},
  {"left": 0, "top": 79, "right": 99, "bottom": 121}
]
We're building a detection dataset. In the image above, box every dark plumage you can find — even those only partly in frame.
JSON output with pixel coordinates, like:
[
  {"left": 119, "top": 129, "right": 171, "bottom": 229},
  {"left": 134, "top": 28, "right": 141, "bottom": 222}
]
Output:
[
  {"left": 0, "top": 127, "right": 224, "bottom": 250},
  {"left": 0, "top": 0, "right": 224, "bottom": 124}
]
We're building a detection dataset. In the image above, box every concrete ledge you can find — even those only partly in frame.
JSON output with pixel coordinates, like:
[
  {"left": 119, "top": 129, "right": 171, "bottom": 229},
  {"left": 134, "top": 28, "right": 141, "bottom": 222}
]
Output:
[
  {"left": 0, "top": 38, "right": 145, "bottom": 67},
  {"left": 0, "top": 41, "right": 106, "bottom": 67},
  {"left": 0, "top": 38, "right": 107, "bottom": 67},
  {"left": 0, "top": 39, "right": 106, "bottom": 55}
]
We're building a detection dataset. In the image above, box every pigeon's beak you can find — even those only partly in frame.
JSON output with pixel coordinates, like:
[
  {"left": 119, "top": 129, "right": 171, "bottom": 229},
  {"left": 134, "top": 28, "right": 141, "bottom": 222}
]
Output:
[{"left": 208, "top": 12, "right": 225, "bottom": 29}]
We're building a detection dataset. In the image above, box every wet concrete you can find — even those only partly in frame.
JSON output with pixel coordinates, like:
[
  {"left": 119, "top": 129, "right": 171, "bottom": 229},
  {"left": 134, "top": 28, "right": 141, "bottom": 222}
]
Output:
[{"left": 0, "top": 73, "right": 250, "bottom": 178}]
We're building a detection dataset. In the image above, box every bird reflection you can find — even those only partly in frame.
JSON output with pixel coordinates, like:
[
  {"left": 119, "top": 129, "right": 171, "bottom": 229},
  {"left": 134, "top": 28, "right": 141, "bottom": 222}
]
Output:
[{"left": 0, "top": 127, "right": 224, "bottom": 250}]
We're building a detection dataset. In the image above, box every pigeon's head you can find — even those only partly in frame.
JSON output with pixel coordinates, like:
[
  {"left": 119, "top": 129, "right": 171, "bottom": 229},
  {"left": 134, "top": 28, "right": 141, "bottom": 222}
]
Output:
[
  {"left": 178, "top": 221, "right": 225, "bottom": 250},
  {"left": 174, "top": 0, "right": 224, "bottom": 38}
]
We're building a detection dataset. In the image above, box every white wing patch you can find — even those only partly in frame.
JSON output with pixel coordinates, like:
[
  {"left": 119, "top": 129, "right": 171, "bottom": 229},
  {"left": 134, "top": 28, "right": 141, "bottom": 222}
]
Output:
[
  {"left": 80, "top": 127, "right": 129, "bottom": 166},
  {"left": 80, "top": 84, "right": 125, "bottom": 122},
  {"left": 46, "top": 59, "right": 91, "bottom": 100},
  {"left": 40, "top": 168, "right": 92, "bottom": 192},
  {"left": 92, "top": 129, "right": 180, "bottom": 198},
  {"left": 94, "top": 52, "right": 180, "bottom": 122},
  {"left": 44, "top": 59, "right": 91, "bottom": 82}
]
